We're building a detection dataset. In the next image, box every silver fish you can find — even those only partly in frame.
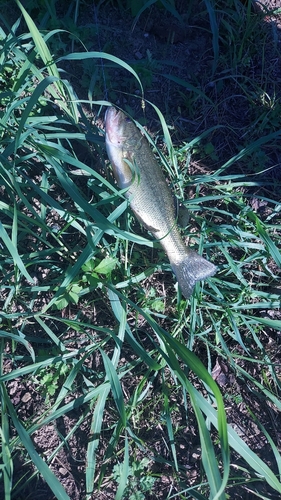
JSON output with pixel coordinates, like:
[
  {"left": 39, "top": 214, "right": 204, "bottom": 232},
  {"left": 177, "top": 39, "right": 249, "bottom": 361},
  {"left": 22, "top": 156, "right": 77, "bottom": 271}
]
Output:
[{"left": 105, "top": 107, "right": 216, "bottom": 298}]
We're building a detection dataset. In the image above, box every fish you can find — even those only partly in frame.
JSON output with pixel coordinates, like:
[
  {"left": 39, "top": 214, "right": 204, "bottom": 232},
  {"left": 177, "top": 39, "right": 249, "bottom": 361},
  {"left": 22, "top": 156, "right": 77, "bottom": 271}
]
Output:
[{"left": 105, "top": 107, "right": 216, "bottom": 298}]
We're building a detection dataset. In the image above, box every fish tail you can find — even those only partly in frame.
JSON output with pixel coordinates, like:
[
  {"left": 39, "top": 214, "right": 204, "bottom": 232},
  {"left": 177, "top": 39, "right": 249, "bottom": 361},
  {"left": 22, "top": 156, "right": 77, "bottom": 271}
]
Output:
[{"left": 171, "top": 250, "right": 217, "bottom": 298}]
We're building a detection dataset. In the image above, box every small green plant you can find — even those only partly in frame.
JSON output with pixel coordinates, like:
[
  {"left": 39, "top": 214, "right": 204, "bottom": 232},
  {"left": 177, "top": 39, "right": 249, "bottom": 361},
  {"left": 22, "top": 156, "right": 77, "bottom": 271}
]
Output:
[
  {"left": 138, "top": 286, "right": 165, "bottom": 313},
  {"left": 33, "top": 359, "right": 71, "bottom": 402},
  {"left": 52, "top": 256, "right": 118, "bottom": 310},
  {"left": 113, "top": 458, "right": 156, "bottom": 500}
]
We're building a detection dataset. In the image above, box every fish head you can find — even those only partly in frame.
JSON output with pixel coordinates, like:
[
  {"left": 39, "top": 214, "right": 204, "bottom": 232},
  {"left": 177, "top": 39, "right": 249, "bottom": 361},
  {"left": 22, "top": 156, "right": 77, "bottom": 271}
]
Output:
[
  {"left": 105, "top": 107, "right": 143, "bottom": 151},
  {"left": 105, "top": 107, "right": 142, "bottom": 189}
]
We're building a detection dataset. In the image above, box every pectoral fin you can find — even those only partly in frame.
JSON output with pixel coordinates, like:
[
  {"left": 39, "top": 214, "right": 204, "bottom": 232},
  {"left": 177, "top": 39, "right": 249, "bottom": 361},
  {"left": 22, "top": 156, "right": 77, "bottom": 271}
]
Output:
[{"left": 113, "top": 156, "right": 141, "bottom": 189}]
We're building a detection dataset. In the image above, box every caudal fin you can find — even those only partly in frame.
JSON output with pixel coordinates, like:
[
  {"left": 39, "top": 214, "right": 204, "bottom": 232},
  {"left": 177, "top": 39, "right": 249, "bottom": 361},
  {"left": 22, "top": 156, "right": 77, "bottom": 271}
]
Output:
[{"left": 171, "top": 251, "right": 217, "bottom": 298}]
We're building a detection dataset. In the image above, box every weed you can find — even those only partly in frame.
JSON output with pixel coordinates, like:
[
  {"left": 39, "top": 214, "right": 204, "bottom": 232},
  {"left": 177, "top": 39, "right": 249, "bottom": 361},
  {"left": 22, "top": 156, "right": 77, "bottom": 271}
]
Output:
[
  {"left": 113, "top": 457, "right": 156, "bottom": 500},
  {"left": 33, "top": 358, "right": 71, "bottom": 402}
]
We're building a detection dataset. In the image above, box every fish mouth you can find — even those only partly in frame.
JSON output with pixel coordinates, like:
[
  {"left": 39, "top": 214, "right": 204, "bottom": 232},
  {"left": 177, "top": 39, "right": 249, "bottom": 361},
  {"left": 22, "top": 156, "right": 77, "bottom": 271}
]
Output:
[
  {"left": 105, "top": 107, "right": 125, "bottom": 146},
  {"left": 105, "top": 106, "right": 119, "bottom": 122},
  {"left": 105, "top": 107, "right": 124, "bottom": 129}
]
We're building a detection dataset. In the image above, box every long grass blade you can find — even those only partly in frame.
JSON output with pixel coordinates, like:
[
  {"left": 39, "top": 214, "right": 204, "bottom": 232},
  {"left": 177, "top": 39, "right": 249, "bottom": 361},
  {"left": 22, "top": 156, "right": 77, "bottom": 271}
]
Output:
[
  {"left": 0, "top": 221, "right": 35, "bottom": 283},
  {"left": 115, "top": 434, "right": 129, "bottom": 500},
  {"left": 2, "top": 385, "right": 71, "bottom": 500}
]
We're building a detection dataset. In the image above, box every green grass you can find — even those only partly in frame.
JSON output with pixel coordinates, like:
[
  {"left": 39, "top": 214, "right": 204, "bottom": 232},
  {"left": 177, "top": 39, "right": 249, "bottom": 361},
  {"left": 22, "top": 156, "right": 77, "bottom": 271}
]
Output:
[{"left": 0, "top": 1, "right": 281, "bottom": 499}]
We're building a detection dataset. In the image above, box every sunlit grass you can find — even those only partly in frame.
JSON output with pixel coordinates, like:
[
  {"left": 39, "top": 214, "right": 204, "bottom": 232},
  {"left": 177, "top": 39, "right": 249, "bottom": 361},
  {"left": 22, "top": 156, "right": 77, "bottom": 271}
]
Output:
[{"left": 0, "top": 2, "right": 281, "bottom": 500}]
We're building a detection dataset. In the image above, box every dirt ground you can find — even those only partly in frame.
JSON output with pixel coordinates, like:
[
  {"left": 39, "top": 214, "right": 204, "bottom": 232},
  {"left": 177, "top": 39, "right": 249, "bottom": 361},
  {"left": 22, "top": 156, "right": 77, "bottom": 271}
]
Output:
[{"left": 1, "top": 0, "right": 281, "bottom": 499}]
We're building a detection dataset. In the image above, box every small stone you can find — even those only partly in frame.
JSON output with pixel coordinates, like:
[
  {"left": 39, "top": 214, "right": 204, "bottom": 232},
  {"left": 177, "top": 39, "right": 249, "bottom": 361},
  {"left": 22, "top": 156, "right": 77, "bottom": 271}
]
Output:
[
  {"left": 59, "top": 467, "right": 68, "bottom": 476},
  {"left": 134, "top": 51, "right": 143, "bottom": 60},
  {"left": 21, "top": 392, "right": 32, "bottom": 403}
]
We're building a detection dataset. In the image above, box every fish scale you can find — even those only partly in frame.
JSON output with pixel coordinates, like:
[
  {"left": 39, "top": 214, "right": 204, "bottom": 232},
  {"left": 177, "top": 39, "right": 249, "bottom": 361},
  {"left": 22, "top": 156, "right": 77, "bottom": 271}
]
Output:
[{"left": 105, "top": 107, "right": 217, "bottom": 298}]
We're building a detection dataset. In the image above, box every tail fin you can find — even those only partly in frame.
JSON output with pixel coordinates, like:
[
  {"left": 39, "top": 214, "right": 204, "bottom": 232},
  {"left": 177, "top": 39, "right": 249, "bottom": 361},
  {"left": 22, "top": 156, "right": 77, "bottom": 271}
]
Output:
[{"left": 171, "top": 251, "right": 217, "bottom": 298}]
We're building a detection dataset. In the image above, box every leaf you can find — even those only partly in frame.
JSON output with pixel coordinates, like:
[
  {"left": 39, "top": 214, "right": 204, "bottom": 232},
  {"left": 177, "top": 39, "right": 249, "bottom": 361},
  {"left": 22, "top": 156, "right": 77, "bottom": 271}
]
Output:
[
  {"left": 115, "top": 434, "right": 129, "bottom": 500},
  {"left": 0, "top": 221, "right": 35, "bottom": 284},
  {"left": 100, "top": 350, "right": 127, "bottom": 427},
  {"left": 2, "top": 385, "right": 70, "bottom": 500},
  {"left": 94, "top": 257, "right": 118, "bottom": 275},
  {"left": 0, "top": 330, "right": 35, "bottom": 362}
]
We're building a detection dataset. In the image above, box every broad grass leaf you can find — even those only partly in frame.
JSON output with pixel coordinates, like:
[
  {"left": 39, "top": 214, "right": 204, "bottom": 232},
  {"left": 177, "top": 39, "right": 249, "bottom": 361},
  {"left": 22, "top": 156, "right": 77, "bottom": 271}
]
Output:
[
  {"left": 59, "top": 51, "right": 144, "bottom": 98},
  {"left": 108, "top": 291, "right": 161, "bottom": 371},
  {"left": 245, "top": 315, "right": 281, "bottom": 332},
  {"left": 0, "top": 221, "right": 35, "bottom": 283},
  {"left": 163, "top": 343, "right": 227, "bottom": 500},
  {"left": 100, "top": 350, "right": 127, "bottom": 426},
  {"left": 86, "top": 390, "right": 109, "bottom": 497},
  {"left": 15, "top": 1, "right": 59, "bottom": 78},
  {"left": 218, "top": 128, "right": 281, "bottom": 174},
  {"left": 249, "top": 212, "right": 281, "bottom": 267},
  {"left": 115, "top": 434, "right": 129, "bottom": 500},
  {"left": 247, "top": 408, "right": 281, "bottom": 478},
  {"left": 163, "top": 383, "right": 178, "bottom": 471},
  {"left": 162, "top": 74, "right": 214, "bottom": 105},
  {"left": 194, "top": 387, "right": 281, "bottom": 494},
  {"left": 205, "top": 0, "right": 219, "bottom": 74},
  {"left": 0, "top": 384, "right": 12, "bottom": 497},
  {"left": 0, "top": 330, "right": 35, "bottom": 361},
  {"left": 14, "top": 76, "right": 58, "bottom": 152},
  {"left": 2, "top": 386, "right": 71, "bottom": 500}
]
